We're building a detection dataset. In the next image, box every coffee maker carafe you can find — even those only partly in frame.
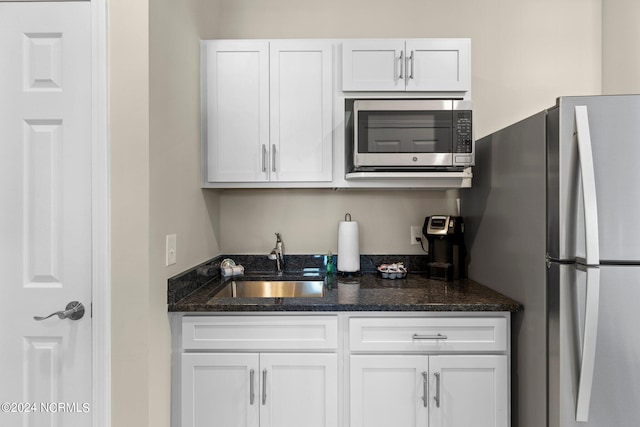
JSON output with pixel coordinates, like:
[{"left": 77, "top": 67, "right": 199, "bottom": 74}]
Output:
[{"left": 422, "top": 215, "right": 466, "bottom": 281}]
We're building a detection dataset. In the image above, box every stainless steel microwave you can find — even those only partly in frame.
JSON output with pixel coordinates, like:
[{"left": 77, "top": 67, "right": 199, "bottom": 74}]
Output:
[{"left": 352, "top": 99, "right": 473, "bottom": 171}]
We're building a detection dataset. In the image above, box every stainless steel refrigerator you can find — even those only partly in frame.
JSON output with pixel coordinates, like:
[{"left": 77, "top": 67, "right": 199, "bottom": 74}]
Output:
[{"left": 462, "top": 95, "right": 640, "bottom": 427}]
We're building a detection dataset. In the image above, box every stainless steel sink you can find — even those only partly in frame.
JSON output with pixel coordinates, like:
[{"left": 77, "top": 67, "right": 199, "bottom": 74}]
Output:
[{"left": 213, "top": 280, "right": 325, "bottom": 298}]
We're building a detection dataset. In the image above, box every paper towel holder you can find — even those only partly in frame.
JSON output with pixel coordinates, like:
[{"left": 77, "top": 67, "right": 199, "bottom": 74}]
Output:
[{"left": 338, "top": 212, "right": 361, "bottom": 275}]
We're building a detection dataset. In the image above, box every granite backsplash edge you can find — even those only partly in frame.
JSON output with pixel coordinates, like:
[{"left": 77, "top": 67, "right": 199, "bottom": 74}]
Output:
[{"left": 167, "top": 254, "right": 430, "bottom": 305}]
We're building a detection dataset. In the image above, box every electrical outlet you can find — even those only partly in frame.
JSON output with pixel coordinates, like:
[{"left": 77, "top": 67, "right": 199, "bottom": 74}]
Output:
[
  {"left": 166, "top": 234, "right": 177, "bottom": 266},
  {"left": 410, "top": 226, "right": 422, "bottom": 245}
]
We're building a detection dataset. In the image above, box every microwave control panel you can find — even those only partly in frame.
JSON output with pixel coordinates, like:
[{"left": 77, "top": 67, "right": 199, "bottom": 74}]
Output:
[{"left": 454, "top": 111, "right": 473, "bottom": 154}]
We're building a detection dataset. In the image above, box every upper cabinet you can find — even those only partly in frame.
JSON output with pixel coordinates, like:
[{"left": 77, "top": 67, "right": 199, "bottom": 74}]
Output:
[
  {"left": 203, "top": 40, "right": 270, "bottom": 183},
  {"left": 202, "top": 38, "right": 473, "bottom": 189},
  {"left": 202, "top": 40, "right": 333, "bottom": 185},
  {"left": 342, "top": 39, "right": 471, "bottom": 93}
]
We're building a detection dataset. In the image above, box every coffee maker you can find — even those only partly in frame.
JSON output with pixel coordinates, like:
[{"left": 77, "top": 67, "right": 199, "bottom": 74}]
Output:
[{"left": 422, "top": 215, "right": 467, "bottom": 281}]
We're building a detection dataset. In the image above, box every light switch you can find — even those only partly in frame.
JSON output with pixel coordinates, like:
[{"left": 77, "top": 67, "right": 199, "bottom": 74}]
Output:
[{"left": 166, "top": 234, "right": 177, "bottom": 266}]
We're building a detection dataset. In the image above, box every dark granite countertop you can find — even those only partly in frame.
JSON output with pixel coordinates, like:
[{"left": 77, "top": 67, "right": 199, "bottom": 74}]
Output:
[{"left": 168, "top": 255, "right": 522, "bottom": 313}]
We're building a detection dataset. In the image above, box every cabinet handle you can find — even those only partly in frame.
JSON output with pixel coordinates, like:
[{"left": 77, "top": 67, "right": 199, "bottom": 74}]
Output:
[
  {"left": 409, "top": 50, "right": 414, "bottom": 79},
  {"left": 262, "top": 369, "right": 267, "bottom": 405},
  {"left": 421, "top": 371, "right": 429, "bottom": 408},
  {"left": 271, "top": 144, "right": 277, "bottom": 172},
  {"left": 434, "top": 372, "right": 441, "bottom": 408},
  {"left": 250, "top": 369, "right": 255, "bottom": 405},
  {"left": 398, "top": 50, "right": 404, "bottom": 79},
  {"left": 412, "top": 333, "right": 448, "bottom": 340},
  {"left": 262, "top": 144, "right": 267, "bottom": 172}
]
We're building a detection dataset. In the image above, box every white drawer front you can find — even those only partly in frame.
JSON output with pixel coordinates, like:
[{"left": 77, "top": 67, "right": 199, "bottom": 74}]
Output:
[
  {"left": 349, "top": 317, "right": 507, "bottom": 353},
  {"left": 182, "top": 315, "right": 338, "bottom": 350}
]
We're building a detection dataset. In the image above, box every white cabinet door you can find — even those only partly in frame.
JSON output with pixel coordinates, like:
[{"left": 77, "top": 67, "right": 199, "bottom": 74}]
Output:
[
  {"left": 343, "top": 39, "right": 470, "bottom": 93},
  {"left": 350, "top": 354, "right": 508, "bottom": 427},
  {"left": 260, "top": 353, "right": 338, "bottom": 427},
  {"left": 342, "top": 39, "right": 405, "bottom": 91},
  {"left": 204, "top": 40, "right": 269, "bottom": 182},
  {"left": 204, "top": 40, "right": 333, "bottom": 184},
  {"left": 350, "top": 355, "right": 429, "bottom": 427},
  {"left": 182, "top": 353, "right": 260, "bottom": 427},
  {"left": 428, "top": 355, "right": 509, "bottom": 427},
  {"left": 405, "top": 39, "right": 471, "bottom": 92},
  {"left": 182, "top": 353, "right": 337, "bottom": 427},
  {"left": 269, "top": 41, "right": 333, "bottom": 182}
]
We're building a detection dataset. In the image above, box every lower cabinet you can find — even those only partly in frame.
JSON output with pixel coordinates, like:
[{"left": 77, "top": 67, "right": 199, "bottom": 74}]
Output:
[
  {"left": 350, "top": 354, "right": 508, "bottom": 427},
  {"left": 182, "top": 352, "right": 338, "bottom": 427},
  {"left": 174, "top": 313, "right": 510, "bottom": 427}
]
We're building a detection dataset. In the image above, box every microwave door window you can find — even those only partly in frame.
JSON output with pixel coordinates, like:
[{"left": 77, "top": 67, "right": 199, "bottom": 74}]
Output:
[
  {"left": 358, "top": 111, "right": 452, "bottom": 154},
  {"left": 364, "top": 128, "right": 451, "bottom": 153}
]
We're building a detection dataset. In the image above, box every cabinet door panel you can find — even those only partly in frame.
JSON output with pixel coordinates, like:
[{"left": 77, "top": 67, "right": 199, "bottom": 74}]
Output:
[
  {"left": 342, "top": 39, "right": 405, "bottom": 91},
  {"left": 405, "top": 39, "right": 470, "bottom": 92},
  {"left": 260, "top": 353, "right": 338, "bottom": 427},
  {"left": 270, "top": 41, "right": 333, "bottom": 182},
  {"left": 429, "top": 355, "right": 508, "bottom": 427},
  {"left": 182, "top": 353, "right": 260, "bottom": 427},
  {"left": 350, "top": 355, "right": 429, "bottom": 427},
  {"left": 204, "top": 40, "right": 269, "bottom": 182}
]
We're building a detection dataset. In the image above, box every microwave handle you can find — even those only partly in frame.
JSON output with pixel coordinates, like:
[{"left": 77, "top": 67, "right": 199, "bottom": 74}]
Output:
[{"left": 398, "top": 50, "right": 404, "bottom": 80}]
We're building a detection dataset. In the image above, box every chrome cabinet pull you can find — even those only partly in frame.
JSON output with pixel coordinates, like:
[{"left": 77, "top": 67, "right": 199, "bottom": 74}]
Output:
[
  {"left": 409, "top": 50, "right": 415, "bottom": 79},
  {"left": 421, "top": 372, "right": 428, "bottom": 408},
  {"left": 271, "top": 144, "right": 276, "bottom": 172},
  {"left": 412, "top": 333, "right": 448, "bottom": 340},
  {"left": 34, "top": 301, "right": 85, "bottom": 321},
  {"left": 434, "top": 372, "right": 441, "bottom": 408},
  {"left": 262, "top": 144, "right": 267, "bottom": 172},
  {"left": 262, "top": 369, "right": 267, "bottom": 405},
  {"left": 398, "top": 50, "right": 404, "bottom": 79},
  {"left": 250, "top": 369, "right": 255, "bottom": 405}
]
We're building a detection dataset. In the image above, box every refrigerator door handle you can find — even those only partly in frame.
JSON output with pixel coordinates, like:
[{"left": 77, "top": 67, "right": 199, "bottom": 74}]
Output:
[
  {"left": 574, "top": 106, "right": 600, "bottom": 266},
  {"left": 576, "top": 267, "right": 601, "bottom": 422}
]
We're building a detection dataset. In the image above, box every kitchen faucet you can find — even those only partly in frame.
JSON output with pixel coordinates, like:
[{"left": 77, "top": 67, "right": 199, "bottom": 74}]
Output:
[{"left": 268, "top": 232, "right": 285, "bottom": 275}]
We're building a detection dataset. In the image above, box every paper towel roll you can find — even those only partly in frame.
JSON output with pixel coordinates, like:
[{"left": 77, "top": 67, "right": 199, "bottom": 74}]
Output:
[{"left": 338, "top": 220, "right": 360, "bottom": 272}]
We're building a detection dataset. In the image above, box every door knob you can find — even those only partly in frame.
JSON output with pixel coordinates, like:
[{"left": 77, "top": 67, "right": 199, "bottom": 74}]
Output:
[{"left": 34, "top": 301, "right": 85, "bottom": 321}]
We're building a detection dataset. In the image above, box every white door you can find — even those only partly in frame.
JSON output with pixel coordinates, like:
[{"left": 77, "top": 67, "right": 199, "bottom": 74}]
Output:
[
  {"left": 405, "top": 39, "right": 471, "bottom": 92},
  {"left": 350, "top": 355, "right": 429, "bottom": 427},
  {"left": 428, "top": 355, "right": 509, "bottom": 427},
  {"left": 204, "top": 40, "right": 270, "bottom": 182},
  {"left": 260, "top": 353, "right": 338, "bottom": 427},
  {"left": 342, "top": 39, "right": 405, "bottom": 91},
  {"left": 269, "top": 40, "right": 333, "bottom": 182},
  {"left": 181, "top": 353, "right": 260, "bottom": 427},
  {"left": 0, "top": 2, "right": 93, "bottom": 426}
]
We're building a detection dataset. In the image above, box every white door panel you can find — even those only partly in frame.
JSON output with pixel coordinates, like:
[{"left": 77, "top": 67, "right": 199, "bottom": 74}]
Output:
[
  {"left": 269, "top": 41, "right": 333, "bottom": 182},
  {"left": 0, "top": 2, "right": 92, "bottom": 426},
  {"left": 260, "top": 353, "right": 338, "bottom": 427},
  {"left": 350, "top": 355, "right": 429, "bottom": 427},
  {"left": 205, "top": 40, "right": 270, "bottom": 182},
  {"left": 429, "top": 355, "right": 508, "bottom": 427}
]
